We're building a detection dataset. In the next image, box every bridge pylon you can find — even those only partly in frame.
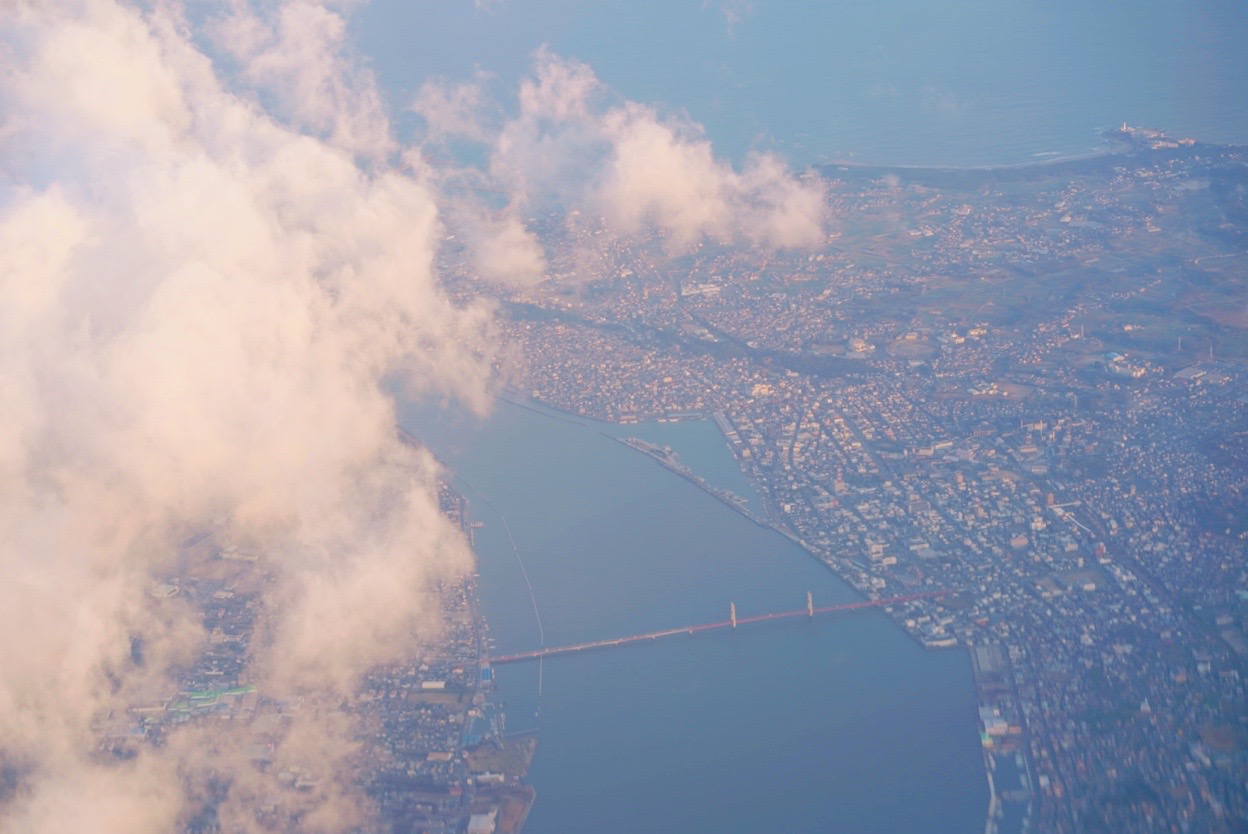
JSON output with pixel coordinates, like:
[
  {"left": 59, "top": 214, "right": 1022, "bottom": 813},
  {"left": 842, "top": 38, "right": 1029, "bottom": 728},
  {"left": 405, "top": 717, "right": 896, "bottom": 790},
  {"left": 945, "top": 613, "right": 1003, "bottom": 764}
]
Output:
[
  {"left": 730, "top": 602, "right": 737, "bottom": 629},
  {"left": 807, "top": 591, "right": 814, "bottom": 618}
]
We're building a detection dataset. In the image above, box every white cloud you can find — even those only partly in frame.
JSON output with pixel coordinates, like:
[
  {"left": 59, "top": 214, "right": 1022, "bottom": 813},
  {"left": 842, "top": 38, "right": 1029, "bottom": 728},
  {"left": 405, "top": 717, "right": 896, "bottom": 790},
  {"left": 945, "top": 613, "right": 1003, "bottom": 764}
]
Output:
[
  {"left": 210, "top": 0, "right": 396, "bottom": 159},
  {"left": 488, "top": 48, "right": 827, "bottom": 250},
  {"left": 456, "top": 203, "right": 548, "bottom": 285},
  {"left": 0, "top": 1, "right": 491, "bottom": 830},
  {"left": 703, "top": 0, "right": 755, "bottom": 36},
  {"left": 411, "top": 69, "right": 496, "bottom": 143},
  {"left": 426, "top": 48, "right": 823, "bottom": 279}
]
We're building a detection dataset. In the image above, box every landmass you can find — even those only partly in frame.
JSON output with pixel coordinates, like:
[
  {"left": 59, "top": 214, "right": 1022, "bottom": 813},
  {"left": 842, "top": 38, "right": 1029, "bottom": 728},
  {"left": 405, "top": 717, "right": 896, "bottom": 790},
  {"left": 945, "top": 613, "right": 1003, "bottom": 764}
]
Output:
[
  {"left": 439, "top": 127, "right": 1248, "bottom": 834},
  {"left": 86, "top": 126, "right": 1248, "bottom": 834},
  {"left": 106, "top": 483, "right": 529, "bottom": 834}
]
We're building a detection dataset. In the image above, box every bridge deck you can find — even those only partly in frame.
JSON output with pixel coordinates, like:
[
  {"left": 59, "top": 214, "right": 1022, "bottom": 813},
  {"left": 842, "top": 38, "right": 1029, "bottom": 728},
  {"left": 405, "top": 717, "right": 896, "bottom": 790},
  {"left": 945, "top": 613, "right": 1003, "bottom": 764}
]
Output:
[{"left": 484, "top": 591, "right": 946, "bottom": 665}]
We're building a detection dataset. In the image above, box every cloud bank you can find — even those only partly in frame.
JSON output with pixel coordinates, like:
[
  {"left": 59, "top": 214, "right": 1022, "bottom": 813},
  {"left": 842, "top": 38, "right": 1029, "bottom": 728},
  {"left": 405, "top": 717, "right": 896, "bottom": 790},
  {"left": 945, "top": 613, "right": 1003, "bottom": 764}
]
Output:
[
  {"left": 498, "top": 49, "right": 827, "bottom": 249},
  {"left": 0, "top": 0, "right": 490, "bottom": 830},
  {"left": 414, "top": 48, "right": 827, "bottom": 286},
  {"left": 0, "top": 2, "right": 824, "bottom": 829}
]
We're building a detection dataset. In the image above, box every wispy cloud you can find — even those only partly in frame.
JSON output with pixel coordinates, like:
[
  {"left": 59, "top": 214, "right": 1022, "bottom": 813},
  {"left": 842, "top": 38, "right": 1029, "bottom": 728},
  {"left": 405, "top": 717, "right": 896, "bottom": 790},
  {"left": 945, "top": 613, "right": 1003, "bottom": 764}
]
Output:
[
  {"left": 412, "top": 69, "right": 497, "bottom": 143},
  {"left": 704, "top": 0, "right": 756, "bottom": 37}
]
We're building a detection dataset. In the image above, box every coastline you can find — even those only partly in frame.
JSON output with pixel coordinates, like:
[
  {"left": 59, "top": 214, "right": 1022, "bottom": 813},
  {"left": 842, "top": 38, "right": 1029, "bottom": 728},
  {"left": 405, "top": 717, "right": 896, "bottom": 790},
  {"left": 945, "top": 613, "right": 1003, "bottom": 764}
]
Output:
[
  {"left": 445, "top": 121, "right": 1248, "bottom": 834},
  {"left": 816, "top": 129, "right": 1246, "bottom": 187},
  {"left": 820, "top": 147, "right": 1112, "bottom": 175},
  {"left": 502, "top": 394, "right": 947, "bottom": 615},
  {"left": 493, "top": 395, "right": 1010, "bottom": 833},
  {"left": 613, "top": 415, "right": 1016, "bottom": 833},
  {"left": 459, "top": 490, "right": 539, "bottom": 834},
  {"left": 609, "top": 434, "right": 771, "bottom": 529}
]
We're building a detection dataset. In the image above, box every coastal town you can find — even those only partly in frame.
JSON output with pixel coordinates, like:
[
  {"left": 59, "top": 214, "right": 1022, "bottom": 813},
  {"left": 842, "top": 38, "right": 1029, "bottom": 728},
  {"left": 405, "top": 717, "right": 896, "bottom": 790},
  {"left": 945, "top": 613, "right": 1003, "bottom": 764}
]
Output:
[
  {"left": 438, "top": 129, "right": 1248, "bottom": 834},
  {"left": 105, "top": 484, "right": 531, "bottom": 834}
]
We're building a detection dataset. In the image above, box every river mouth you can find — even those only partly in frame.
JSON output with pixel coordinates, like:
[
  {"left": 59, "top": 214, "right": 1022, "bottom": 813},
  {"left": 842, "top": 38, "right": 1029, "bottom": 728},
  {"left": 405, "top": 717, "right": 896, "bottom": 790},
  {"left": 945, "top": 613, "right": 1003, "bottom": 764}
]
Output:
[{"left": 401, "top": 395, "right": 987, "bottom": 834}]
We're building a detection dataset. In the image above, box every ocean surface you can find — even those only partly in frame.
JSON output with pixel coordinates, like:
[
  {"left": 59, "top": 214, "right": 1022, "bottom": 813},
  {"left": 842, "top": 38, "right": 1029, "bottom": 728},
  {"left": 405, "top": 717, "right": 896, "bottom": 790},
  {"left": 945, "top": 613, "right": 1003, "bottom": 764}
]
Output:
[
  {"left": 353, "top": 0, "right": 1248, "bottom": 167},
  {"left": 402, "top": 398, "right": 986, "bottom": 834}
]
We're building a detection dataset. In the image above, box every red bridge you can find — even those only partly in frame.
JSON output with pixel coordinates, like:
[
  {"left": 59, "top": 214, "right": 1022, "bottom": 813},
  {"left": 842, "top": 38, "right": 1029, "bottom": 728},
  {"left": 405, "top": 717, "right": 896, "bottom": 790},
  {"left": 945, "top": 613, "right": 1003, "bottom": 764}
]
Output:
[{"left": 484, "top": 591, "right": 948, "bottom": 665}]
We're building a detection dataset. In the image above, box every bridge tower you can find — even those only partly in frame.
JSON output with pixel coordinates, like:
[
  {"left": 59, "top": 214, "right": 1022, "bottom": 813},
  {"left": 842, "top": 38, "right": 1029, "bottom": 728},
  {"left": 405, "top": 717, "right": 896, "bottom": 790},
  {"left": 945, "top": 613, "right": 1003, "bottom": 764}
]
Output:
[
  {"left": 807, "top": 591, "right": 814, "bottom": 618},
  {"left": 730, "top": 602, "right": 737, "bottom": 629}
]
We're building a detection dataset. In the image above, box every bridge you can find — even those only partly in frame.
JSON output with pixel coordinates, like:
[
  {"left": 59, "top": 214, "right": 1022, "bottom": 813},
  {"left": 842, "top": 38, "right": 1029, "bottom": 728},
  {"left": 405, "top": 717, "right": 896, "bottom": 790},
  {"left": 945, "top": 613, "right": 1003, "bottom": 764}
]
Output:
[{"left": 484, "top": 590, "right": 948, "bottom": 665}]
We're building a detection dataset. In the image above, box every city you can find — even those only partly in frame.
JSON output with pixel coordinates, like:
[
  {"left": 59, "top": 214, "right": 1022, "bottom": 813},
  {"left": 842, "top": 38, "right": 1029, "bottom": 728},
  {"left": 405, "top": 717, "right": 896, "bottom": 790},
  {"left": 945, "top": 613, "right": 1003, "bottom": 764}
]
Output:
[
  {"left": 436, "top": 129, "right": 1248, "bottom": 833},
  {"left": 101, "top": 484, "right": 532, "bottom": 834}
]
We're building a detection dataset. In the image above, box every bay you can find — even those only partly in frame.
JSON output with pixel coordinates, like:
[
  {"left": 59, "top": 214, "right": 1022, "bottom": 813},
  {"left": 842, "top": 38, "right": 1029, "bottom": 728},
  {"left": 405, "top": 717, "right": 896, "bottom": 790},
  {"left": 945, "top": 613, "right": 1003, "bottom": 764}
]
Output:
[{"left": 401, "top": 397, "right": 987, "bottom": 833}]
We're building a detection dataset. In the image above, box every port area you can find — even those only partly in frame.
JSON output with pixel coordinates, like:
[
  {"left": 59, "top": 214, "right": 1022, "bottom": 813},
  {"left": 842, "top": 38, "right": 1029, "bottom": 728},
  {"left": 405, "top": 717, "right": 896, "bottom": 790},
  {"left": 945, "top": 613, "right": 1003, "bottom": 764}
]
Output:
[{"left": 970, "top": 642, "right": 1033, "bottom": 834}]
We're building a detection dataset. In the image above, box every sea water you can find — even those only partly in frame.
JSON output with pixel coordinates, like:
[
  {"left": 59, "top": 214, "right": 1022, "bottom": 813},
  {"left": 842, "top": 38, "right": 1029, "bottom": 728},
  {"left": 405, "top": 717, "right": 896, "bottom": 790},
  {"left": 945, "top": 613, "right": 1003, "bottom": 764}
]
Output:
[
  {"left": 402, "top": 398, "right": 986, "bottom": 834},
  {"left": 354, "top": 0, "right": 1248, "bottom": 167}
]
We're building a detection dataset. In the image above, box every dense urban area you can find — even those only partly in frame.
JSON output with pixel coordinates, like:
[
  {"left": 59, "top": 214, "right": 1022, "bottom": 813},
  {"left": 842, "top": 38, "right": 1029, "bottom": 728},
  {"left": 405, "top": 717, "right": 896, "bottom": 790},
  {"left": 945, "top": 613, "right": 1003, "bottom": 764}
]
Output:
[{"left": 436, "top": 127, "right": 1248, "bottom": 834}]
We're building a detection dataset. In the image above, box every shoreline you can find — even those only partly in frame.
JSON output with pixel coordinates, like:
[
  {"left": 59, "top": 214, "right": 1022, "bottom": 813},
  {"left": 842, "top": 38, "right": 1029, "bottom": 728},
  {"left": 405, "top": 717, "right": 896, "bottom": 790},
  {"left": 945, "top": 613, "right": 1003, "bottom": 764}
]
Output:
[
  {"left": 609, "top": 434, "right": 772, "bottom": 529},
  {"left": 459, "top": 491, "right": 539, "bottom": 834},
  {"left": 615, "top": 418, "right": 1015, "bottom": 833},
  {"left": 819, "top": 147, "right": 1112, "bottom": 175},
  {"left": 487, "top": 396, "right": 1010, "bottom": 832},
  {"left": 816, "top": 130, "right": 1247, "bottom": 190},
  {"left": 513, "top": 396, "right": 963, "bottom": 635},
  {"left": 502, "top": 394, "right": 948, "bottom": 613}
]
